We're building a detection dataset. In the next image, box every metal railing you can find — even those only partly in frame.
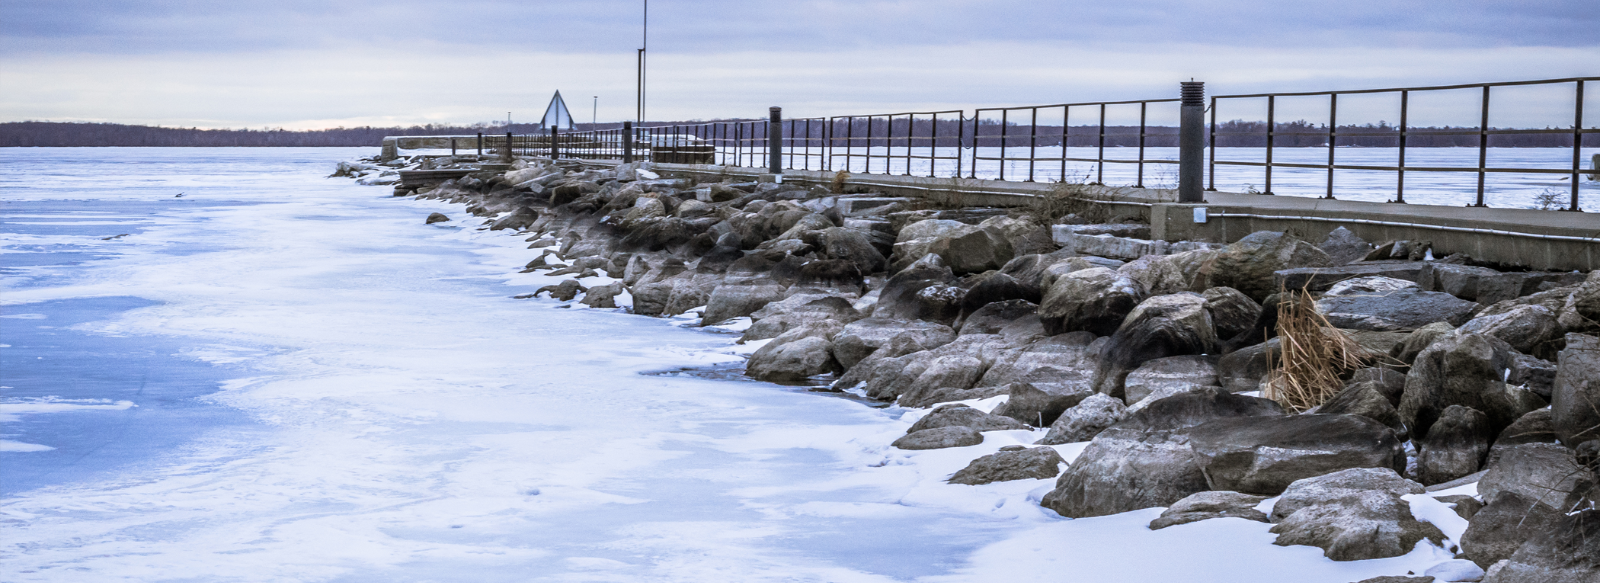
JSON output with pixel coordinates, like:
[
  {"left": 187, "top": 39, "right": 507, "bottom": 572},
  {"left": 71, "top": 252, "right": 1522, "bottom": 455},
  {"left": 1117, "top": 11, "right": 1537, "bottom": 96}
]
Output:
[
  {"left": 484, "top": 76, "right": 1598, "bottom": 211},
  {"left": 1208, "top": 77, "right": 1597, "bottom": 211}
]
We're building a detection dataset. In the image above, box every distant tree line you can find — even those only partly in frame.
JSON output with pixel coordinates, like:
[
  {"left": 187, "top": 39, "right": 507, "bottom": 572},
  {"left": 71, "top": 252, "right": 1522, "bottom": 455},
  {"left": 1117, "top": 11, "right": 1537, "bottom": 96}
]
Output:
[{"left": 4, "top": 119, "right": 1593, "bottom": 148}]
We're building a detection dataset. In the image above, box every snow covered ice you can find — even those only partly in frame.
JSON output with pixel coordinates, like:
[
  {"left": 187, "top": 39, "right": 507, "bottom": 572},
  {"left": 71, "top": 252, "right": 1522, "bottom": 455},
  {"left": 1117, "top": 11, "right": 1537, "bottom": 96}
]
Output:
[{"left": 2, "top": 148, "right": 1476, "bottom": 581}]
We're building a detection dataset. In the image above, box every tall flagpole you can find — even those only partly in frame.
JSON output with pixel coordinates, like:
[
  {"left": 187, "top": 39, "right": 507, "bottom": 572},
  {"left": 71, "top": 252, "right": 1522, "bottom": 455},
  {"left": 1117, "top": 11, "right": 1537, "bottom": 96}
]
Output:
[{"left": 636, "top": 0, "right": 646, "bottom": 124}]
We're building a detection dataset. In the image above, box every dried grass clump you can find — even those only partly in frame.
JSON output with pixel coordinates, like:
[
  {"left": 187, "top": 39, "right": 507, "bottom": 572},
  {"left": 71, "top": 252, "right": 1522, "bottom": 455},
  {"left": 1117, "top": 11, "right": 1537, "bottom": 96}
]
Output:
[
  {"left": 1033, "top": 179, "right": 1118, "bottom": 224},
  {"left": 1264, "top": 288, "right": 1374, "bottom": 412},
  {"left": 830, "top": 170, "right": 851, "bottom": 194}
]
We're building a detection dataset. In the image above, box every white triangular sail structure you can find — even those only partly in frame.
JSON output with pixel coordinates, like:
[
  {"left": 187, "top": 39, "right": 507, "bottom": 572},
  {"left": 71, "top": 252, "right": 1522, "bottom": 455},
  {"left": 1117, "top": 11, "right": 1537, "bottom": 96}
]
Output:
[{"left": 540, "top": 91, "right": 576, "bottom": 130}]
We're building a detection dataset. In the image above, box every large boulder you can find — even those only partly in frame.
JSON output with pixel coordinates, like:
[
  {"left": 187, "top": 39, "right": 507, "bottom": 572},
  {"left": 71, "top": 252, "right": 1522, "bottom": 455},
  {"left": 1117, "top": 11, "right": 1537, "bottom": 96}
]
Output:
[
  {"left": 1119, "top": 255, "right": 1189, "bottom": 296},
  {"left": 1481, "top": 509, "right": 1600, "bottom": 583},
  {"left": 829, "top": 318, "right": 955, "bottom": 370},
  {"left": 1317, "top": 381, "right": 1407, "bottom": 439},
  {"left": 1552, "top": 333, "right": 1600, "bottom": 447},
  {"left": 1461, "top": 491, "right": 1563, "bottom": 569},
  {"left": 1217, "top": 339, "right": 1277, "bottom": 393},
  {"left": 1092, "top": 293, "right": 1219, "bottom": 399},
  {"left": 874, "top": 254, "right": 959, "bottom": 322},
  {"left": 1477, "top": 443, "right": 1597, "bottom": 512},
  {"left": 947, "top": 446, "right": 1065, "bottom": 485},
  {"left": 1186, "top": 414, "right": 1406, "bottom": 495},
  {"left": 745, "top": 321, "right": 844, "bottom": 382},
  {"left": 817, "top": 227, "right": 887, "bottom": 275},
  {"left": 1390, "top": 321, "right": 1456, "bottom": 364},
  {"left": 1495, "top": 408, "right": 1559, "bottom": 447},
  {"left": 927, "top": 226, "right": 1014, "bottom": 274},
  {"left": 1268, "top": 468, "right": 1445, "bottom": 561},
  {"left": 892, "top": 426, "right": 984, "bottom": 450},
  {"left": 1203, "top": 287, "right": 1263, "bottom": 341},
  {"left": 1148, "top": 491, "right": 1271, "bottom": 530},
  {"left": 1039, "top": 389, "right": 1283, "bottom": 518},
  {"left": 742, "top": 295, "right": 862, "bottom": 342},
  {"left": 1400, "top": 332, "right": 1549, "bottom": 442},
  {"left": 1037, "top": 393, "right": 1128, "bottom": 445},
  {"left": 1415, "top": 405, "right": 1494, "bottom": 485},
  {"left": 1317, "top": 288, "right": 1481, "bottom": 331},
  {"left": 1455, "top": 305, "right": 1561, "bottom": 355},
  {"left": 1038, "top": 267, "right": 1145, "bottom": 336},
  {"left": 993, "top": 381, "right": 1092, "bottom": 428},
  {"left": 975, "top": 331, "right": 1098, "bottom": 390},
  {"left": 1318, "top": 226, "right": 1371, "bottom": 266},
  {"left": 1123, "top": 355, "right": 1220, "bottom": 405},
  {"left": 1274, "top": 262, "right": 1426, "bottom": 294},
  {"left": 890, "top": 219, "right": 971, "bottom": 272},
  {"left": 957, "top": 272, "right": 1036, "bottom": 321},
  {"left": 1193, "top": 231, "right": 1333, "bottom": 302},
  {"left": 957, "top": 299, "right": 1041, "bottom": 338},
  {"left": 701, "top": 279, "right": 787, "bottom": 326},
  {"left": 907, "top": 404, "right": 1028, "bottom": 433}
]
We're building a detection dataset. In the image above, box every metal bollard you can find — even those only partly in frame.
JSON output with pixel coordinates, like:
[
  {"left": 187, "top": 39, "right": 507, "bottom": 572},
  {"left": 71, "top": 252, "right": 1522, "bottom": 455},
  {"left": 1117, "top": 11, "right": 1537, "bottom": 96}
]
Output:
[
  {"left": 502, "top": 131, "right": 513, "bottom": 163},
  {"left": 769, "top": 107, "right": 782, "bottom": 175},
  {"left": 1179, "top": 81, "right": 1206, "bottom": 203},
  {"left": 551, "top": 127, "right": 559, "bottom": 161},
  {"left": 477, "top": 132, "right": 483, "bottom": 157},
  {"left": 623, "top": 121, "right": 635, "bottom": 164}
]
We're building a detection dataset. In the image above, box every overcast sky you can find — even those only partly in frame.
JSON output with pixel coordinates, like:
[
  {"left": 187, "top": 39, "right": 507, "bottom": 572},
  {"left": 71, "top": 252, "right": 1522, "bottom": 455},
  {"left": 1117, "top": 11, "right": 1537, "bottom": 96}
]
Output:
[{"left": 2, "top": 0, "right": 1596, "bottom": 129}]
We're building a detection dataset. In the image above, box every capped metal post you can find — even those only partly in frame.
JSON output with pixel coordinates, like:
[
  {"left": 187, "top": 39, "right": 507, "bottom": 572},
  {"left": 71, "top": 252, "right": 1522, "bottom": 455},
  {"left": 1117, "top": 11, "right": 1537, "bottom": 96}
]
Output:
[
  {"left": 1178, "top": 81, "right": 1206, "bottom": 203},
  {"left": 769, "top": 107, "right": 783, "bottom": 175},
  {"left": 501, "top": 131, "right": 513, "bottom": 163},
  {"left": 622, "top": 121, "right": 635, "bottom": 164},
  {"left": 550, "top": 126, "right": 559, "bottom": 161},
  {"left": 477, "top": 132, "right": 483, "bottom": 156}
]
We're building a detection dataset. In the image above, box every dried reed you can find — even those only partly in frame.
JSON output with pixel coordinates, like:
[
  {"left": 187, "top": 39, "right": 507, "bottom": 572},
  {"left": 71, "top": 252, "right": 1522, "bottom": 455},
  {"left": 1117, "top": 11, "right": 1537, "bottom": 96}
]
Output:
[
  {"left": 1264, "top": 288, "right": 1374, "bottom": 412},
  {"left": 830, "top": 170, "right": 851, "bottom": 194}
]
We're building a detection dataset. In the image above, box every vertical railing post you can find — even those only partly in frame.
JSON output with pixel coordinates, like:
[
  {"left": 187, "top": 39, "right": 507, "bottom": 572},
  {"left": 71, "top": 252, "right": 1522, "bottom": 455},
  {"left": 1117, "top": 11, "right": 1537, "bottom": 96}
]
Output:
[
  {"left": 1178, "top": 81, "right": 1206, "bottom": 203},
  {"left": 1265, "top": 95, "right": 1276, "bottom": 195},
  {"left": 1027, "top": 108, "right": 1038, "bottom": 182},
  {"left": 1136, "top": 101, "right": 1147, "bottom": 188},
  {"left": 1474, "top": 85, "right": 1490, "bottom": 207},
  {"left": 623, "top": 121, "right": 634, "bottom": 164},
  {"left": 550, "top": 126, "right": 559, "bottom": 161},
  {"left": 1325, "top": 93, "right": 1338, "bottom": 199},
  {"left": 1207, "top": 97, "right": 1217, "bottom": 191},
  {"left": 1572, "top": 80, "right": 1585, "bottom": 212},
  {"left": 1096, "top": 103, "right": 1107, "bottom": 185},
  {"left": 769, "top": 106, "right": 783, "bottom": 175},
  {"left": 451, "top": 138, "right": 457, "bottom": 157},
  {"left": 502, "top": 131, "right": 513, "bottom": 163},
  {"left": 477, "top": 132, "right": 483, "bottom": 157},
  {"left": 1395, "top": 91, "right": 1409, "bottom": 204}
]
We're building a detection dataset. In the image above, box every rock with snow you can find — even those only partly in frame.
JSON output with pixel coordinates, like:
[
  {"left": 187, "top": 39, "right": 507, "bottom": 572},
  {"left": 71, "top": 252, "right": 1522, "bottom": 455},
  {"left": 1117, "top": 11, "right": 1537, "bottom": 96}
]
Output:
[
  {"left": 1038, "top": 267, "right": 1145, "bottom": 337},
  {"left": 745, "top": 321, "right": 843, "bottom": 382},
  {"left": 892, "top": 426, "right": 984, "bottom": 450},
  {"left": 1399, "top": 332, "right": 1548, "bottom": 442},
  {"left": 1318, "top": 288, "right": 1480, "bottom": 331},
  {"left": 1268, "top": 468, "right": 1444, "bottom": 561},
  {"left": 1187, "top": 413, "right": 1406, "bottom": 495},
  {"left": 1148, "top": 491, "right": 1271, "bottom": 530},
  {"left": 579, "top": 282, "right": 625, "bottom": 309},
  {"left": 993, "top": 381, "right": 1092, "bottom": 428},
  {"left": 947, "top": 446, "right": 1065, "bottom": 485},
  {"left": 701, "top": 279, "right": 787, "bottom": 326},
  {"left": 1092, "top": 293, "right": 1218, "bottom": 399},
  {"left": 535, "top": 279, "right": 587, "bottom": 301},
  {"left": 425, "top": 212, "right": 450, "bottom": 224},
  {"left": 906, "top": 404, "right": 1028, "bottom": 434},
  {"left": 1416, "top": 405, "right": 1494, "bottom": 486},
  {"left": 1037, "top": 393, "right": 1128, "bottom": 445}
]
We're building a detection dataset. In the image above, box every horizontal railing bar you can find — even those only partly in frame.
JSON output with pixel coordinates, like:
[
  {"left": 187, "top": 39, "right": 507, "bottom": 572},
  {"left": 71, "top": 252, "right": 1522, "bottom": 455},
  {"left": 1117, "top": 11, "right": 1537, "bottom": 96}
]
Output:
[
  {"left": 1213, "top": 76, "right": 1599, "bottom": 99},
  {"left": 1213, "top": 160, "right": 1600, "bottom": 174}
]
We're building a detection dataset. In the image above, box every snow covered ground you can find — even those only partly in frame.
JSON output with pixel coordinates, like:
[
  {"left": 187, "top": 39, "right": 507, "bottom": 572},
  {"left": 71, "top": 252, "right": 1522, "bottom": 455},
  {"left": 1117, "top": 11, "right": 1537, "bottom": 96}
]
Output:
[{"left": 2, "top": 148, "right": 1471, "bottom": 581}]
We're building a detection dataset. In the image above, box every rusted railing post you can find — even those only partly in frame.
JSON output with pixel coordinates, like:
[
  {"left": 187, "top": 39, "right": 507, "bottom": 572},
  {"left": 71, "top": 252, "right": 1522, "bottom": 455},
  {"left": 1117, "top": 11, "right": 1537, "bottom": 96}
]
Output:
[{"left": 1179, "top": 81, "right": 1206, "bottom": 203}]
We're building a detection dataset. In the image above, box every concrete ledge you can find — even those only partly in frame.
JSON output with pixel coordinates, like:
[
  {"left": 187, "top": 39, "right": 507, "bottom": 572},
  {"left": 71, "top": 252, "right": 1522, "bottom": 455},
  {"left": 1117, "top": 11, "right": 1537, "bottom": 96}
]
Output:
[{"left": 565, "top": 159, "right": 1600, "bottom": 271}]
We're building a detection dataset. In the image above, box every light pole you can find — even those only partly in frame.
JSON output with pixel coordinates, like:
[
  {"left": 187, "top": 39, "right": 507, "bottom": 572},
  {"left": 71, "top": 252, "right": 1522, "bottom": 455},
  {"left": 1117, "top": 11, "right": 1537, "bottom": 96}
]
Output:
[
  {"left": 637, "top": 0, "right": 646, "bottom": 124},
  {"left": 593, "top": 96, "right": 598, "bottom": 128}
]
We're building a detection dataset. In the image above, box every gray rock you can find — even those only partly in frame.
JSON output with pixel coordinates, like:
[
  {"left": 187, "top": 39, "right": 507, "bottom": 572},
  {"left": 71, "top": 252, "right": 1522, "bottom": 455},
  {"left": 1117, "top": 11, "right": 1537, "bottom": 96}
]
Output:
[
  {"left": 1194, "top": 231, "right": 1333, "bottom": 302},
  {"left": 1481, "top": 509, "right": 1600, "bottom": 583},
  {"left": 1037, "top": 393, "right": 1127, "bottom": 445},
  {"left": 975, "top": 331, "right": 1098, "bottom": 389},
  {"left": 742, "top": 296, "right": 862, "bottom": 342},
  {"left": 702, "top": 279, "right": 788, "bottom": 326},
  {"left": 1124, "top": 355, "right": 1220, "bottom": 405},
  {"left": 425, "top": 212, "right": 450, "bottom": 224},
  {"left": 1268, "top": 468, "right": 1445, "bottom": 561},
  {"left": 890, "top": 219, "right": 972, "bottom": 273},
  {"left": 1456, "top": 305, "right": 1561, "bottom": 356},
  {"left": 1495, "top": 408, "right": 1558, "bottom": 447},
  {"left": 829, "top": 318, "right": 955, "bottom": 370},
  {"left": 1416, "top": 405, "right": 1494, "bottom": 485},
  {"left": 490, "top": 207, "right": 539, "bottom": 231},
  {"left": 893, "top": 354, "right": 986, "bottom": 406},
  {"left": 1325, "top": 275, "right": 1423, "bottom": 297},
  {"left": 1092, "top": 293, "right": 1219, "bottom": 399},
  {"left": 1218, "top": 339, "right": 1277, "bottom": 393},
  {"left": 1203, "top": 286, "right": 1262, "bottom": 341},
  {"left": 1148, "top": 491, "right": 1271, "bottom": 530},
  {"left": 1391, "top": 322, "right": 1457, "bottom": 365},
  {"left": 1054, "top": 229, "right": 1167, "bottom": 261},
  {"left": 745, "top": 321, "right": 843, "bottom": 382},
  {"left": 535, "top": 279, "right": 587, "bottom": 301},
  {"left": 874, "top": 254, "right": 959, "bottom": 323},
  {"left": 579, "top": 282, "right": 625, "bottom": 309},
  {"left": 1400, "top": 333, "right": 1549, "bottom": 441},
  {"left": 818, "top": 227, "right": 888, "bottom": 275},
  {"left": 1040, "top": 388, "right": 1283, "bottom": 518},
  {"left": 1038, "top": 267, "right": 1145, "bottom": 337},
  {"left": 892, "top": 426, "right": 984, "bottom": 450},
  {"left": 927, "top": 226, "right": 1014, "bottom": 275},
  {"left": 1420, "top": 263, "right": 1541, "bottom": 306},
  {"left": 958, "top": 299, "right": 1040, "bottom": 338},
  {"left": 907, "top": 404, "right": 1028, "bottom": 434},
  {"left": 1478, "top": 443, "right": 1596, "bottom": 512},
  {"left": 1461, "top": 491, "right": 1563, "bottom": 570},
  {"left": 1274, "top": 261, "right": 1427, "bottom": 294},
  {"left": 1318, "top": 288, "right": 1481, "bottom": 332},
  {"left": 947, "top": 447, "right": 1065, "bottom": 485},
  {"left": 1318, "top": 226, "right": 1371, "bottom": 266},
  {"left": 1119, "top": 254, "right": 1190, "bottom": 296},
  {"left": 1508, "top": 352, "right": 1556, "bottom": 401},
  {"left": 995, "top": 381, "right": 1093, "bottom": 428},
  {"left": 1552, "top": 333, "right": 1600, "bottom": 447},
  {"left": 1318, "top": 382, "right": 1408, "bottom": 439},
  {"left": 957, "top": 272, "right": 1037, "bottom": 321},
  {"left": 1187, "top": 414, "right": 1407, "bottom": 495}
]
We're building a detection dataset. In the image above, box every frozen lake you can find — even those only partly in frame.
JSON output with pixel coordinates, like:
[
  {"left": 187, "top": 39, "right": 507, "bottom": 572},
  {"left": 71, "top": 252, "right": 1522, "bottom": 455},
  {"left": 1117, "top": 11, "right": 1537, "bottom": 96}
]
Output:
[{"left": 2, "top": 148, "right": 1465, "bottom": 581}]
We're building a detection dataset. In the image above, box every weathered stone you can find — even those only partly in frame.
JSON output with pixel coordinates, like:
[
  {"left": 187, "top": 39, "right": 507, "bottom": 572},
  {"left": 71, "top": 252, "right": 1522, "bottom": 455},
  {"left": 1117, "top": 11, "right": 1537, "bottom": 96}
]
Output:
[
  {"left": 958, "top": 299, "right": 1040, "bottom": 338},
  {"left": 957, "top": 272, "right": 1037, "bottom": 321},
  {"left": 975, "top": 331, "right": 1098, "bottom": 388},
  {"left": 892, "top": 426, "right": 984, "bottom": 450},
  {"left": 579, "top": 282, "right": 625, "bottom": 309},
  {"left": 1421, "top": 263, "right": 1530, "bottom": 306},
  {"left": 894, "top": 354, "right": 987, "bottom": 406},
  {"left": 1195, "top": 231, "right": 1333, "bottom": 302},
  {"left": 1391, "top": 322, "right": 1457, "bottom": 365},
  {"left": 947, "top": 447, "right": 1065, "bottom": 485},
  {"left": 1124, "top": 355, "right": 1220, "bottom": 405},
  {"left": 1325, "top": 275, "right": 1423, "bottom": 297},
  {"left": 1461, "top": 491, "right": 1563, "bottom": 570},
  {"left": 1148, "top": 491, "right": 1271, "bottom": 530},
  {"left": 874, "top": 254, "right": 958, "bottom": 322},
  {"left": 1318, "top": 226, "right": 1371, "bottom": 266},
  {"left": 817, "top": 227, "right": 887, "bottom": 275},
  {"left": 1203, "top": 286, "right": 1262, "bottom": 342},
  {"left": 1456, "top": 305, "right": 1561, "bottom": 356},
  {"left": 1038, "top": 267, "right": 1145, "bottom": 337},
  {"left": 1040, "top": 389, "right": 1283, "bottom": 518},
  {"left": 1495, "top": 408, "right": 1558, "bottom": 447},
  {"left": 829, "top": 318, "right": 955, "bottom": 370},
  {"left": 1478, "top": 443, "right": 1597, "bottom": 512},
  {"left": 1424, "top": 561, "right": 1485, "bottom": 583},
  {"left": 1187, "top": 414, "right": 1407, "bottom": 495},
  {"left": 1274, "top": 262, "right": 1426, "bottom": 295},
  {"left": 1416, "top": 405, "right": 1494, "bottom": 485},
  {"left": 1318, "top": 382, "right": 1408, "bottom": 439},
  {"left": 745, "top": 322, "right": 843, "bottom": 382},
  {"left": 1119, "top": 254, "right": 1189, "bottom": 296},
  {"left": 742, "top": 296, "right": 862, "bottom": 341},
  {"left": 1481, "top": 509, "right": 1600, "bottom": 583},
  {"left": 927, "top": 226, "right": 1014, "bottom": 275},
  {"left": 1037, "top": 393, "right": 1127, "bottom": 445},
  {"left": 425, "top": 212, "right": 450, "bottom": 224},
  {"left": 1053, "top": 228, "right": 1167, "bottom": 261},
  {"left": 1318, "top": 288, "right": 1480, "bottom": 332},
  {"left": 1268, "top": 468, "right": 1444, "bottom": 561},
  {"left": 1400, "top": 333, "right": 1549, "bottom": 441},
  {"left": 993, "top": 381, "right": 1093, "bottom": 428},
  {"left": 907, "top": 404, "right": 1029, "bottom": 433},
  {"left": 1218, "top": 339, "right": 1277, "bottom": 393},
  {"left": 1093, "top": 293, "right": 1218, "bottom": 399},
  {"left": 702, "top": 279, "right": 788, "bottom": 326},
  {"left": 1553, "top": 333, "right": 1600, "bottom": 447},
  {"left": 490, "top": 207, "right": 539, "bottom": 231},
  {"left": 535, "top": 279, "right": 587, "bottom": 301}
]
